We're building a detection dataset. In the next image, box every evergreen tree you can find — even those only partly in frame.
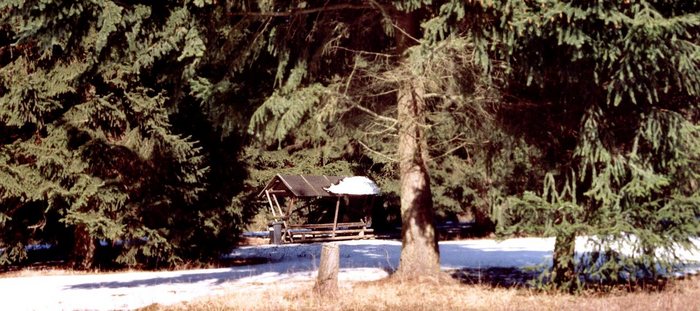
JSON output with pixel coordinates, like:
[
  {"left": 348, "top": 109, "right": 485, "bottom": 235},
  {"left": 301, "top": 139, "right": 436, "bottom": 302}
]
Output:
[
  {"left": 241, "top": 0, "right": 510, "bottom": 279},
  {"left": 496, "top": 0, "right": 700, "bottom": 291},
  {"left": 0, "top": 0, "right": 214, "bottom": 269}
]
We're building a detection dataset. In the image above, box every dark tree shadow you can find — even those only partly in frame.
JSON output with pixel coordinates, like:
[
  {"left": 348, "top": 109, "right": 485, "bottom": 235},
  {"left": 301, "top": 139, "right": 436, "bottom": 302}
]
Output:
[
  {"left": 64, "top": 240, "right": 700, "bottom": 291},
  {"left": 449, "top": 267, "right": 541, "bottom": 287}
]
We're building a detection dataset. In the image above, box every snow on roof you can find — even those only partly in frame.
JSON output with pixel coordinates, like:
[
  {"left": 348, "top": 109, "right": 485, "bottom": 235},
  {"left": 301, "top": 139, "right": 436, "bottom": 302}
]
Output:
[
  {"left": 325, "top": 176, "right": 381, "bottom": 195},
  {"left": 258, "top": 175, "right": 380, "bottom": 198}
]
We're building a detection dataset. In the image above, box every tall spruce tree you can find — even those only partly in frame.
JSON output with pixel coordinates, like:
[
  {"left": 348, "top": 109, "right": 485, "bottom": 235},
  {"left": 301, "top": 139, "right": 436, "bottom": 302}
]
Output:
[
  {"left": 496, "top": 0, "right": 700, "bottom": 291},
  {"left": 0, "top": 0, "right": 214, "bottom": 268},
  {"left": 241, "top": 0, "right": 508, "bottom": 279}
]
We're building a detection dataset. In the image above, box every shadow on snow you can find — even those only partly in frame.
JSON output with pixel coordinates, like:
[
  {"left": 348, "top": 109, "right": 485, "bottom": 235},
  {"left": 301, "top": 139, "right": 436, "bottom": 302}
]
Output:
[
  {"left": 67, "top": 240, "right": 551, "bottom": 290},
  {"left": 67, "top": 239, "right": 700, "bottom": 290}
]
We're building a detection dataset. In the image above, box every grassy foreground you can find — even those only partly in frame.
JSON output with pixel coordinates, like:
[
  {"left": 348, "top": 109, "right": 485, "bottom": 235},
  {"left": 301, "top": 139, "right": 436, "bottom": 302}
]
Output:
[{"left": 144, "top": 276, "right": 700, "bottom": 311}]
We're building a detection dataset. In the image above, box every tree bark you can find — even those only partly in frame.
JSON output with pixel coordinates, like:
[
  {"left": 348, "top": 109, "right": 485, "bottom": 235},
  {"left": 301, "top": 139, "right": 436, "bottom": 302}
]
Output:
[
  {"left": 70, "top": 223, "right": 95, "bottom": 270},
  {"left": 314, "top": 243, "right": 340, "bottom": 297},
  {"left": 552, "top": 231, "right": 577, "bottom": 292},
  {"left": 395, "top": 78, "right": 440, "bottom": 279},
  {"left": 392, "top": 9, "right": 440, "bottom": 280}
]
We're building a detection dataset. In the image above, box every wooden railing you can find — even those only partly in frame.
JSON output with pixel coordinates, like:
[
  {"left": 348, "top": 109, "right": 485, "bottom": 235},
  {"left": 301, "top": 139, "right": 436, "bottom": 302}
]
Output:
[{"left": 285, "top": 221, "right": 374, "bottom": 243}]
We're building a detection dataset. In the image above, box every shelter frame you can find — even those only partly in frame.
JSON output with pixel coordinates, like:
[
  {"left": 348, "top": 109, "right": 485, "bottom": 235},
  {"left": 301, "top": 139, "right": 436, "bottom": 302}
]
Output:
[{"left": 259, "top": 174, "right": 377, "bottom": 243}]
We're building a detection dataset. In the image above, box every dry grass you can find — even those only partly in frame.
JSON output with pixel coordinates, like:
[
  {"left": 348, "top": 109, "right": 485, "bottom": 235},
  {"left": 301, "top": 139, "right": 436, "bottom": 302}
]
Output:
[
  {"left": 0, "top": 257, "right": 270, "bottom": 278},
  {"left": 147, "top": 276, "right": 700, "bottom": 311},
  {"left": 0, "top": 267, "right": 100, "bottom": 278},
  {"left": 0, "top": 266, "right": 165, "bottom": 278}
]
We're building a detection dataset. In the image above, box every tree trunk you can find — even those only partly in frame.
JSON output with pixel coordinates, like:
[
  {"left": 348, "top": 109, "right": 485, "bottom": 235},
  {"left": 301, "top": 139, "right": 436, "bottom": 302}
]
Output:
[
  {"left": 314, "top": 243, "right": 340, "bottom": 297},
  {"left": 395, "top": 78, "right": 440, "bottom": 279},
  {"left": 70, "top": 223, "right": 95, "bottom": 270},
  {"left": 391, "top": 9, "right": 440, "bottom": 280},
  {"left": 552, "top": 231, "right": 577, "bottom": 292}
]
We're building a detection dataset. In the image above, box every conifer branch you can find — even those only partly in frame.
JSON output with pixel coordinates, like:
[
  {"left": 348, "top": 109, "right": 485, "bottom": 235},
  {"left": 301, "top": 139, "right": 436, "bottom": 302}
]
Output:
[
  {"left": 352, "top": 102, "right": 398, "bottom": 123},
  {"left": 333, "top": 46, "right": 396, "bottom": 58},
  {"left": 429, "top": 141, "right": 477, "bottom": 160},
  {"left": 364, "top": 119, "right": 399, "bottom": 135},
  {"left": 228, "top": 4, "right": 372, "bottom": 17},
  {"left": 345, "top": 58, "right": 359, "bottom": 95},
  {"left": 391, "top": 21, "right": 420, "bottom": 45},
  {"left": 357, "top": 139, "right": 397, "bottom": 162},
  {"left": 366, "top": 89, "right": 399, "bottom": 97}
]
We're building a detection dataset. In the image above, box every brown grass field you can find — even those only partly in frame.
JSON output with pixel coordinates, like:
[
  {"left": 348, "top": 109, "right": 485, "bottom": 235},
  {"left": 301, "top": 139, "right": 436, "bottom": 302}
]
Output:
[{"left": 144, "top": 275, "right": 700, "bottom": 311}]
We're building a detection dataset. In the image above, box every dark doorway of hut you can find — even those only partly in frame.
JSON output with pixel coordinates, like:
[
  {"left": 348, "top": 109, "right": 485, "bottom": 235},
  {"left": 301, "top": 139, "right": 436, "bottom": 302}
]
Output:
[{"left": 258, "top": 175, "right": 380, "bottom": 244}]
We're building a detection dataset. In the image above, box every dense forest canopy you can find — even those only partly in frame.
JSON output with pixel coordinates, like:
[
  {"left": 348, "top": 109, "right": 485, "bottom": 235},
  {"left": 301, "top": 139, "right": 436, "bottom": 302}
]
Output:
[{"left": 1, "top": 0, "right": 698, "bottom": 290}]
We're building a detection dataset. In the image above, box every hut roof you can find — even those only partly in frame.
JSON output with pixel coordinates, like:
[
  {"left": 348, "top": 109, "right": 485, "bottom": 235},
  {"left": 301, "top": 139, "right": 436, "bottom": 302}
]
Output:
[{"left": 258, "top": 174, "right": 379, "bottom": 198}]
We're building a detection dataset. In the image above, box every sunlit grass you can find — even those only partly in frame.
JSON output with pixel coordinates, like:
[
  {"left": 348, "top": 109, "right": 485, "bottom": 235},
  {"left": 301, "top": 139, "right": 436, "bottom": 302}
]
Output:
[{"left": 147, "top": 275, "right": 700, "bottom": 311}]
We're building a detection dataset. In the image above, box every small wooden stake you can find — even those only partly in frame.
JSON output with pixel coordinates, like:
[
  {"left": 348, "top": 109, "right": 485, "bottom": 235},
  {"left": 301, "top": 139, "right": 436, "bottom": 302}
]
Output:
[{"left": 314, "top": 243, "right": 339, "bottom": 297}]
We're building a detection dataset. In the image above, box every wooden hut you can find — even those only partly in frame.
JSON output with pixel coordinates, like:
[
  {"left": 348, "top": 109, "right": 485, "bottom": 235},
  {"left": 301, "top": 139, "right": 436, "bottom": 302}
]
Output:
[{"left": 258, "top": 174, "right": 379, "bottom": 243}]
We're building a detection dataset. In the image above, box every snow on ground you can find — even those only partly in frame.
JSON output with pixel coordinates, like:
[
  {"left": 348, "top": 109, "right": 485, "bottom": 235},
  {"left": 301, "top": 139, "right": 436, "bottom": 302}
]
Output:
[{"left": 1, "top": 237, "right": 699, "bottom": 310}]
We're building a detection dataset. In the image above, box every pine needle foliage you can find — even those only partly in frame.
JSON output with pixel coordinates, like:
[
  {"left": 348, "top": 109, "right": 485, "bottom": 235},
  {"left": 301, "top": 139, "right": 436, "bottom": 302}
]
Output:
[
  {"left": 495, "top": 0, "right": 700, "bottom": 292},
  {"left": 0, "top": 0, "right": 217, "bottom": 269}
]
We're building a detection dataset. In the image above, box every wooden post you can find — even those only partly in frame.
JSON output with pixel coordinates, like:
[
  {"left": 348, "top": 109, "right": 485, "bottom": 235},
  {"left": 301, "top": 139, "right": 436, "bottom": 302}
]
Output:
[
  {"left": 314, "top": 243, "right": 339, "bottom": 297},
  {"left": 332, "top": 197, "right": 341, "bottom": 237},
  {"left": 272, "top": 222, "right": 282, "bottom": 245}
]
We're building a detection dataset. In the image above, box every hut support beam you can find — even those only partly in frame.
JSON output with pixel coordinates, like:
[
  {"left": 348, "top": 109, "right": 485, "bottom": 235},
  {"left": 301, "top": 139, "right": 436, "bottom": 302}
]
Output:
[
  {"left": 332, "top": 197, "right": 341, "bottom": 237},
  {"left": 266, "top": 190, "right": 291, "bottom": 242},
  {"left": 286, "top": 198, "right": 295, "bottom": 218},
  {"left": 265, "top": 190, "right": 277, "bottom": 217},
  {"left": 271, "top": 193, "right": 284, "bottom": 216}
]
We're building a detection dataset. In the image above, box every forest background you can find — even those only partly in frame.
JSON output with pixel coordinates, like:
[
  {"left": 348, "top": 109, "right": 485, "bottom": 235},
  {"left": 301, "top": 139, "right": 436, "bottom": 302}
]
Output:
[{"left": 1, "top": 0, "right": 699, "bottom": 291}]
